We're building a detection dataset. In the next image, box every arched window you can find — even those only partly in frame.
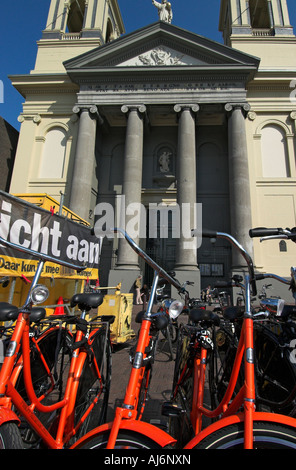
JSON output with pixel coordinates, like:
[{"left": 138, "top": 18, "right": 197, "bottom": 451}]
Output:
[
  {"left": 249, "top": 0, "right": 271, "bottom": 29},
  {"left": 67, "top": 0, "right": 86, "bottom": 32},
  {"left": 39, "top": 127, "right": 67, "bottom": 178},
  {"left": 105, "top": 19, "right": 114, "bottom": 43},
  {"left": 261, "top": 124, "right": 289, "bottom": 177}
]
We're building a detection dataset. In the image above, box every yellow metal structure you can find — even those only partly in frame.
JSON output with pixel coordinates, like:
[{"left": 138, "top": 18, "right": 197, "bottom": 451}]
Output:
[
  {"left": 95, "top": 287, "right": 134, "bottom": 344},
  {"left": 13, "top": 193, "right": 89, "bottom": 226}
]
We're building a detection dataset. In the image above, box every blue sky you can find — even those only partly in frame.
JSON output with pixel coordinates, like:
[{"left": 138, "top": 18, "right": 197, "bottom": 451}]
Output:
[{"left": 1, "top": 0, "right": 296, "bottom": 130}]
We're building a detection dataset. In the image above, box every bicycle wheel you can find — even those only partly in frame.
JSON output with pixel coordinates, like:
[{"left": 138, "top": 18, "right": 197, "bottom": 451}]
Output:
[
  {"left": 193, "top": 421, "right": 296, "bottom": 449},
  {"left": 0, "top": 423, "right": 24, "bottom": 449},
  {"left": 137, "top": 363, "right": 152, "bottom": 419},
  {"left": 162, "top": 321, "right": 178, "bottom": 344},
  {"left": 254, "top": 323, "right": 296, "bottom": 414},
  {"left": 73, "top": 324, "right": 112, "bottom": 437},
  {"left": 15, "top": 326, "right": 73, "bottom": 402},
  {"left": 79, "top": 430, "right": 163, "bottom": 449},
  {"left": 168, "top": 327, "right": 194, "bottom": 447},
  {"left": 14, "top": 326, "right": 72, "bottom": 448},
  {"left": 208, "top": 322, "right": 243, "bottom": 412}
]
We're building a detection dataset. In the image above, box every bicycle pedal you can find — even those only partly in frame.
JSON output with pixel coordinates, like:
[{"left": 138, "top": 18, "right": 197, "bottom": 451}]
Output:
[{"left": 161, "top": 401, "right": 183, "bottom": 417}]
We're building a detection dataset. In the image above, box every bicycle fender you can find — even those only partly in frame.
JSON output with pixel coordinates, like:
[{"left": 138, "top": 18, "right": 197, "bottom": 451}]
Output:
[
  {"left": 184, "top": 414, "right": 243, "bottom": 448},
  {"left": 184, "top": 412, "right": 296, "bottom": 449},
  {"left": 0, "top": 407, "right": 20, "bottom": 426},
  {"left": 71, "top": 421, "right": 177, "bottom": 449},
  {"left": 121, "top": 420, "right": 177, "bottom": 447}
]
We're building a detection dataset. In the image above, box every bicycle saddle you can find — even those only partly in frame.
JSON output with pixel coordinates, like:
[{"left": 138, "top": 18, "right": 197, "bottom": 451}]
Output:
[
  {"left": 223, "top": 306, "right": 244, "bottom": 321},
  {"left": 135, "top": 310, "right": 169, "bottom": 330},
  {"left": 30, "top": 308, "right": 47, "bottom": 323},
  {"left": 189, "top": 308, "right": 220, "bottom": 327},
  {"left": 70, "top": 292, "right": 104, "bottom": 311},
  {"left": 0, "top": 302, "right": 47, "bottom": 323},
  {"left": 0, "top": 302, "right": 19, "bottom": 321}
]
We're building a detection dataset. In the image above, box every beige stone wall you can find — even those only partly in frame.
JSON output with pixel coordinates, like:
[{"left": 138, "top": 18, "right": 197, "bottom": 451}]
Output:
[
  {"left": 9, "top": 0, "right": 124, "bottom": 206},
  {"left": 244, "top": 71, "right": 296, "bottom": 277},
  {"left": 218, "top": 0, "right": 296, "bottom": 277},
  {"left": 9, "top": 75, "right": 79, "bottom": 205}
]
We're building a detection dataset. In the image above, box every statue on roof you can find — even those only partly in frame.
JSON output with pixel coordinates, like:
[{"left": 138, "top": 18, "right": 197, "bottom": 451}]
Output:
[{"left": 152, "top": 0, "right": 173, "bottom": 24}]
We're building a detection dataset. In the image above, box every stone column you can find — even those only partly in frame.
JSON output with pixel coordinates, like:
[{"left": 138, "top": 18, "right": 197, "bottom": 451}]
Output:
[
  {"left": 70, "top": 105, "right": 102, "bottom": 222},
  {"left": 116, "top": 104, "right": 146, "bottom": 270},
  {"left": 225, "top": 102, "right": 253, "bottom": 266},
  {"left": 172, "top": 104, "right": 200, "bottom": 298},
  {"left": 174, "top": 104, "right": 199, "bottom": 271}
]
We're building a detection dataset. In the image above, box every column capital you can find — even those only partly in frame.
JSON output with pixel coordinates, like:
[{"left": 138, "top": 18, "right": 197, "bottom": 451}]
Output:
[
  {"left": 225, "top": 102, "right": 251, "bottom": 117},
  {"left": 121, "top": 104, "right": 147, "bottom": 115},
  {"left": 174, "top": 103, "right": 200, "bottom": 114},
  {"left": 72, "top": 105, "right": 104, "bottom": 125}
]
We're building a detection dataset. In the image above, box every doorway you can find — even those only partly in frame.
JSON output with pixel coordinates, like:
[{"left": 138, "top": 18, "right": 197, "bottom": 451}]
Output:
[{"left": 145, "top": 208, "right": 177, "bottom": 291}]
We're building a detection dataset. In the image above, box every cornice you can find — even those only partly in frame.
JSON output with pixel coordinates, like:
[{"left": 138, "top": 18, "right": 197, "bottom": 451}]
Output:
[
  {"left": 67, "top": 66, "right": 255, "bottom": 85},
  {"left": 8, "top": 73, "right": 79, "bottom": 96}
]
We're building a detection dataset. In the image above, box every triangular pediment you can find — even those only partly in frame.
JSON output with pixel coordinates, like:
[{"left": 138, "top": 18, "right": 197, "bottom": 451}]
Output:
[
  {"left": 118, "top": 45, "right": 210, "bottom": 67},
  {"left": 64, "top": 21, "right": 260, "bottom": 73}
]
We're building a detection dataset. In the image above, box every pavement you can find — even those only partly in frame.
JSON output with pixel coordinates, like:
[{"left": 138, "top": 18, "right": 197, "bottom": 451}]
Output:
[{"left": 106, "top": 304, "right": 177, "bottom": 430}]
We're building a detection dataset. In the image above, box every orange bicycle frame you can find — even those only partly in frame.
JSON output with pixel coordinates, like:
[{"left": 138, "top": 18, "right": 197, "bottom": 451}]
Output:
[
  {"left": 0, "top": 309, "right": 106, "bottom": 448},
  {"left": 72, "top": 268, "right": 177, "bottom": 449},
  {"left": 182, "top": 318, "right": 255, "bottom": 448}
]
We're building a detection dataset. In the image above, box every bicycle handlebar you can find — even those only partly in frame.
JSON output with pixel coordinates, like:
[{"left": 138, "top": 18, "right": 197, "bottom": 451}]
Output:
[
  {"left": 249, "top": 227, "right": 296, "bottom": 241},
  {"left": 0, "top": 235, "right": 86, "bottom": 272},
  {"left": 191, "top": 229, "right": 292, "bottom": 299},
  {"left": 255, "top": 272, "right": 290, "bottom": 286},
  {"left": 106, "top": 228, "right": 184, "bottom": 294},
  {"left": 192, "top": 229, "right": 257, "bottom": 296}
]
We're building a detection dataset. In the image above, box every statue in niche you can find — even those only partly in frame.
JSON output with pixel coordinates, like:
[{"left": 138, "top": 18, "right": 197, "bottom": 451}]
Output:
[
  {"left": 152, "top": 0, "right": 173, "bottom": 24},
  {"left": 159, "top": 151, "right": 172, "bottom": 173}
]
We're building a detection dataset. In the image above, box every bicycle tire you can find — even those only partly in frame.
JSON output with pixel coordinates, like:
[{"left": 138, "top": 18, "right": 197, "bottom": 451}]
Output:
[
  {"left": 78, "top": 430, "right": 163, "bottom": 449},
  {"left": 161, "top": 322, "right": 178, "bottom": 344},
  {"left": 193, "top": 421, "right": 296, "bottom": 449},
  {"left": 15, "top": 326, "right": 72, "bottom": 402},
  {"left": 172, "top": 324, "right": 190, "bottom": 390},
  {"left": 254, "top": 323, "right": 296, "bottom": 414},
  {"left": 209, "top": 320, "right": 296, "bottom": 416},
  {"left": 137, "top": 363, "right": 152, "bottom": 419},
  {"left": 208, "top": 322, "right": 244, "bottom": 412},
  {"left": 0, "top": 423, "right": 24, "bottom": 449},
  {"left": 73, "top": 325, "right": 112, "bottom": 437},
  {"left": 14, "top": 326, "right": 73, "bottom": 447},
  {"left": 169, "top": 326, "right": 194, "bottom": 447},
  {"left": 169, "top": 372, "right": 194, "bottom": 447}
]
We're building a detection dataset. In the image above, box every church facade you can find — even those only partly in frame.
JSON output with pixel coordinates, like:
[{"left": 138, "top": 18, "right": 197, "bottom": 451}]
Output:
[{"left": 8, "top": 0, "right": 296, "bottom": 298}]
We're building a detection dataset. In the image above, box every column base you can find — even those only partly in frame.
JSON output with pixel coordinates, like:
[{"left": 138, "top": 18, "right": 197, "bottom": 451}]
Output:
[
  {"left": 171, "top": 268, "right": 200, "bottom": 300},
  {"left": 108, "top": 268, "right": 142, "bottom": 299}
]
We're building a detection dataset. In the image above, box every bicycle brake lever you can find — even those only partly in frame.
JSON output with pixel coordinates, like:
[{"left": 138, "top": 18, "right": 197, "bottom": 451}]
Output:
[{"left": 260, "top": 235, "right": 288, "bottom": 242}]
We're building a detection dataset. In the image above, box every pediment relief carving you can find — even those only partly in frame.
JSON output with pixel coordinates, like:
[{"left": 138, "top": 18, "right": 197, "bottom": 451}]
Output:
[{"left": 118, "top": 46, "right": 206, "bottom": 66}]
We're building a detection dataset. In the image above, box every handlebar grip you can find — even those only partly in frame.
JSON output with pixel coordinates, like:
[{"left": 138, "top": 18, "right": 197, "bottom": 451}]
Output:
[
  {"left": 255, "top": 273, "right": 266, "bottom": 281},
  {"left": 214, "top": 281, "right": 233, "bottom": 288},
  {"left": 249, "top": 227, "right": 282, "bottom": 238},
  {"left": 192, "top": 229, "right": 217, "bottom": 238}
]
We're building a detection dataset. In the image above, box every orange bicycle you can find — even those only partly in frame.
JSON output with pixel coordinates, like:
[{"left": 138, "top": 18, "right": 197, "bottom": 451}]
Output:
[
  {"left": 73, "top": 228, "right": 296, "bottom": 449},
  {"left": 0, "top": 236, "right": 112, "bottom": 449},
  {"left": 72, "top": 227, "right": 185, "bottom": 449},
  {"left": 168, "top": 229, "right": 296, "bottom": 449}
]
